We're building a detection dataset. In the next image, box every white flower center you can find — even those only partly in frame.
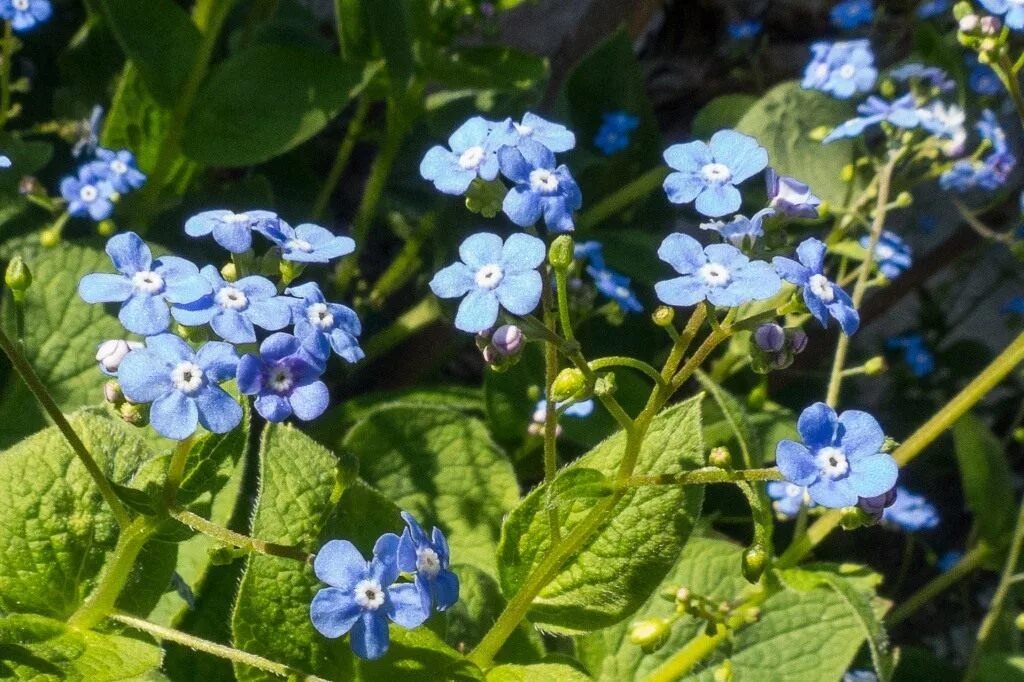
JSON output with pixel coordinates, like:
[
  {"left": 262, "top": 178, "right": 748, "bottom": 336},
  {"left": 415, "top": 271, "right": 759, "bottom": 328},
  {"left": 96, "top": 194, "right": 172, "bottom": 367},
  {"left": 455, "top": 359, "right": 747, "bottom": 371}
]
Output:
[
  {"left": 838, "top": 64, "right": 857, "bottom": 80},
  {"left": 785, "top": 483, "right": 803, "bottom": 498},
  {"left": 222, "top": 212, "right": 250, "bottom": 224},
  {"left": 353, "top": 579, "right": 385, "bottom": 610},
  {"left": 475, "top": 264, "right": 504, "bottom": 290},
  {"left": 458, "top": 145, "right": 486, "bottom": 170},
  {"left": 700, "top": 162, "right": 732, "bottom": 184},
  {"left": 268, "top": 365, "right": 294, "bottom": 393},
  {"left": 79, "top": 184, "right": 99, "bottom": 202},
  {"left": 808, "top": 274, "right": 835, "bottom": 303},
  {"left": 528, "top": 168, "right": 559, "bottom": 193},
  {"left": 170, "top": 361, "right": 204, "bottom": 395},
  {"left": 614, "top": 286, "right": 631, "bottom": 299},
  {"left": 815, "top": 63, "right": 831, "bottom": 80},
  {"left": 307, "top": 303, "right": 334, "bottom": 330},
  {"left": 12, "top": 0, "right": 28, "bottom": 10},
  {"left": 815, "top": 446, "right": 849, "bottom": 479},
  {"left": 416, "top": 548, "right": 442, "bottom": 579},
  {"left": 110, "top": 159, "right": 128, "bottom": 174},
  {"left": 698, "top": 263, "right": 731, "bottom": 287},
  {"left": 875, "top": 244, "right": 895, "bottom": 260},
  {"left": 131, "top": 270, "right": 165, "bottom": 295},
  {"left": 513, "top": 122, "right": 533, "bottom": 137},
  {"left": 286, "top": 239, "right": 313, "bottom": 253},
  {"left": 215, "top": 286, "right": 249, "bottom": 311}
]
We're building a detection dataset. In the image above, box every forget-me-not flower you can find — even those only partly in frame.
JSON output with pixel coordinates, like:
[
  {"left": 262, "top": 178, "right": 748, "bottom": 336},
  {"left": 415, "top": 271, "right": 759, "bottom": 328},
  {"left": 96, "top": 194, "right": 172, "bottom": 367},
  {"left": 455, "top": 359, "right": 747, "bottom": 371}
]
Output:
[
  {"left": 588, "top": 263, "right": 643, "bottom": 313},
  {"left": 968, "top": 56, "right": 1002, "bottom": 95},
  {"left": 498, "top": 142, "right": 582, "bottom": 232},
  {"left": 263, "top": 221, "right": 355, "bottom": 264},
  {"left": 171, "top": 265, "right": 291, "bottom": 344},
  {"left": 766, "top": 169, "right": 821, "bottom": 218},
  {"left": 889, "top": 63, "right": 956, "bottom": 93},
  {"left": 429, "top": 232, "right": 544, "bottom": 333},
  {"left": 61, "top": 165, "right": 115, "bottom": 221},
  {"left": 0, "top": 0, "right": 51, "bottom": 32},
  {"left": 90, "top": 148, "right": 146, "bottom": 194},
  {"left": 831, "top": 0, "right": 874, "bottom": 30},
  {"left": 73, "top": 105, "right": 103, "bottom": 158},
  {"left": 655, "top": 232, "right": 781, "bottom": 308},
  {"left": 285, "top": 281, "right": 363, "bottom": 363},
  {"left": 237, "top": 333, "right": 329, "bottom": 423},
  {"left": 496, "top": 112, "right": 576, "bottom": 153},
  {"left": 78, "top": 232, "right": 211, "bottom": 336},
  {"left": 823, "top": 94, "right": 921, "bottom": 143},
  {"left": 420, "top": 117, "right": 504, "bottom": 195},
  {"left": 117, "top": 333, "right": 242, "bottom": 440},
  {"left": 310, "top": 535, "right": 428, "bottom": 660},
  {"left": 727, "top": 19, "right": 763, "bottom": 40},
  {"left": 917, "top": 101, "right": 967, "bottom": 156},
  {"left": 773, "top": 238, "right": 859, "bottom": 335},
  {"left": 979, "top": 0, "right": 1024, "bottom": 30},
  {"left": 862, "top": 230, "right": 911, "bottom": 279},
  {"left": 185, "top": 209, "right": 279, "bottom": 254},
  {"left": 398, "top": 512, "right": 459, "bottom": 613},
  {"left": 886, "top": 333, "right": 935, "bottom": 377},
  {"left": 776, "top": 402, "right": 897, "bottom": 508},
  {"left": 699, "top": 207, "right": 776, "bottom": 247},
  {"left": 594, "top": 111, "right": 640, "bottom": 155},
  {"left": 882, "top": 486, "right": 940, "bottom": 531},
  {"left": 663, "top": 130, "right": 768, "bottom": 218},
  {"left": 802, "top": 40, "right": 877, "bottom": 99},
  {"left": 766, "top": 481, "right": 813, "bottom": 519}
]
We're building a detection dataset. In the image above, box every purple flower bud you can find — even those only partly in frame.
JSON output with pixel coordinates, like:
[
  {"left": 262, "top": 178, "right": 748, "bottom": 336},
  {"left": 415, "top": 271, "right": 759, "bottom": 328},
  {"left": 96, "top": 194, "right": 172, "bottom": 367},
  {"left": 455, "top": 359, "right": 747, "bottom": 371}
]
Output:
[
  {"left": 766, "top": 169, "right": 821, "bottom": 219},
  {"left": 754, "top": 323, "right": 786, "bottom": 353},
  {"left": 858, "top": 487, "right": 898, "bottom": 523},
  {"left": 96, "top": 339, "right": 143, "bottom": 374},
  {"left": 491, "top": 324, "right": 525, "bottom": 357},
  {"left": 789, "top": 329, "right": 808, "bottom": 354},
  {"left": 980, "top": 15, "right": 1001, "bottom": 35}
]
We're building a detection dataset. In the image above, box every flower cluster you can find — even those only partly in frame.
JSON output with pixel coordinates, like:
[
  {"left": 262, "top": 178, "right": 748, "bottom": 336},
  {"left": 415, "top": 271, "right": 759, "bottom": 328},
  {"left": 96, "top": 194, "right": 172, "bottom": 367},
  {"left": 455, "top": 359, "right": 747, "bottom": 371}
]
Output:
[
  {"left": 310, "top": 513, "right": 458, "bottom": 660},
  {"left": 575, "top": 241, "right": 643, "bottom": 314},
  {"left": 60, "top": 148, "right": 146, "bottom": 222},
  {"left": 420, "top": 113, "right": 581, "bottom": 232},
  {"left": 78, "top": 212, "right": 362, "bottom": 439},
  {"left": 940, "top": 109, "right": 1016, "bottom": 192}
]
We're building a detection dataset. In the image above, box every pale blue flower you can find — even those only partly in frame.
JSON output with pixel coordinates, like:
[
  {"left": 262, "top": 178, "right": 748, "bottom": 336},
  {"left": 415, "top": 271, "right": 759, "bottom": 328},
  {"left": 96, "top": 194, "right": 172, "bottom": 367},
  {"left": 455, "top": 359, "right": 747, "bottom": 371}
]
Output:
[
  {"left": 285, "top": 281, "right": 363, "bottom": 363},
  {"left": 0, "top": 0, "right": 51, "bottom": 32},
  {"left": 90, "top": 148, "right": 146, "bottom": 194},
  {"left": 803, "top": 40, "right": 877, "bottom": 99},
  {"left": 882, "top": 486, "right": 940, "bottom": 531},
  {"left": 773, "top": 238, "right": 859, "bottom": 335},
  {"left": 171, "top": 266, "right": 291, "bottom": 344},
  {"left": 498, "top": 141, "right": 582, "bottom": 232},
  {"left": 237, "top": 333, "right": 329, "bottom": 423},
  {"left": 420, "top": 116, "right": 504, "bottom": 195},
  {"left": 766, "top": 481, "right": 812, "bottom": 519},
  {"left": 699, "top": 207, "right": 776, "bottom": 246},
  {"left": 495, "top": 112, "right": 576, "bottom": 153},
  {"left": 263, "top": 221, "right": 355, "bottom": 264},
  {"left": 766, "top": 169, "right": 821, "bottom": 218},
  {"left": 398, "top": 512, "right": 459, "bottom": 613},
  {"left": 61, "top": 165, "right": 115, "bottom": 221},
  {"left": 655, "top": 232, "right": 781, "bottom": 308},
  {"left": 663, "top": 130, "right": 768, "bottom": 218},
  {"left": 889, "top": 63, "right": 956, "bottom": 93},
  {"left": 185, "top": 209, "right": 280, "bottom": 254},
  {"left": 979, "top": 0, "right": 1024, "bottom": 30},
  {"left": 823, "top": 94, "right": 921, "bottom": 143},
  {"left": 862, "top": 230, "right": 911, "bottom": 279},
  {"left": 588, "top": 263, "right": 643, "bottom": 313},
  {"left": 831, "top": 0, "right": 874, "bottom": 30}
]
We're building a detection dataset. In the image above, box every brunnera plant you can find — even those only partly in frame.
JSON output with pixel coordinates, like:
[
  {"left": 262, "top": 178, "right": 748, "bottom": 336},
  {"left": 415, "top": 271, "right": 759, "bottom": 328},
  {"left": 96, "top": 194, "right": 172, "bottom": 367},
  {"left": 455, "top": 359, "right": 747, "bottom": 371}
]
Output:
[{"left": 1, "top": 0, "right": 1024, "bottom": 681}]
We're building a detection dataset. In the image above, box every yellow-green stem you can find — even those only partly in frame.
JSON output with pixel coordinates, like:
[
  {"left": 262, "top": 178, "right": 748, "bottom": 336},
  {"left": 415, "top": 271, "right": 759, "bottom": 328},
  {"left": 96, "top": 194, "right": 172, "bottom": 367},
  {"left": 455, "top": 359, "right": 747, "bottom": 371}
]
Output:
[
  {"left": 0, "top": 21, "right": 13, "bottom": 130},
  {"left": 170, "top": 508, "right": 312, "bottom": 562},
  {"left": 163, "top": 437, "right": 193, "bottom": 509},
  {"left": 577, "top": 166, "right": 669, "bottom": 229},
  {"left": 887, "top": 543, "right": 990, "bottom": 627}
]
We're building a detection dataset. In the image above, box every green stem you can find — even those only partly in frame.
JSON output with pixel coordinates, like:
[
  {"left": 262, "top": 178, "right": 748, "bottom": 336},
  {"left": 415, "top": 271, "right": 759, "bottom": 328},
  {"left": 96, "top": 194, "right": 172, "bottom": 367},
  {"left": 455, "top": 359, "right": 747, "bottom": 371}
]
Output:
[
  {"left": 542, "top": 275, "right": 561, "bottom": 542},
  {"left": 359, "top": 295, "right": 441, "bottom": 362},
  {"left": 109, "top": 611, "right": 329, "bottom": 681},
  {"left": 621, "top": 467, "right": 782, "bottom": 487},
  {"left": 68, "top": 517, "right": 155, "bottom": 629},
  {"left": 163, "top": 437, "right": 193, "bottom": 509},
  {"left": 576, "top": 166, "right": 669, "bottom": 230},
  {"left": 0, "top": 324, "right": 130, "bottom": 528},
  {"left": 996, "top": 55, "right": 1024, "bottom": 127},
  {"left": 170, "top": 508, "right": 311, "bottom": 562},
  {"left": 553, "top": 267, "right": 577, "bottom": 346},
  {"left": 966, "top": 500, "right": 1024, "bottom": 680},
  {"left": 825, "top": 151, "right": 899, "bottom": 407},
  {"left": 588, "top": 356, "right": 666, "bottom": 389},
  {"left": 0, "top": 21, "right": 14, "bottom": 129},
  {"left": 311, "top": 95, "right": 371, "bottom": 220},
  {"left": 887, "top": 543, "right": 989, "bottom": 627}
]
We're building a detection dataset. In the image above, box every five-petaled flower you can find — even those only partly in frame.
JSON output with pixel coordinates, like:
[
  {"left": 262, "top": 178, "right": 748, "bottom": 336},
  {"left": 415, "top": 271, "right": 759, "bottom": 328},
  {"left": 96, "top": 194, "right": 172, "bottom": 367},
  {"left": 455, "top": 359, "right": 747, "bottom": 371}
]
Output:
[
  {"left": 776, "top": 402, "right": 898, "bottom": 508},
  {"left": 830, "top": 0, "right": 874, "bottom": 30},
  {"left": 429, "top": 232, "right": 545, "bottom": 333},
  {"left": 185, "top": 209, "right": 280, "bottom": 254},
  {"left": 773, "top": 238, "right": 859, "bottom": 335},
  {"left": 766, "top": 169, "right": 821, "bottom": 218},
  {"left": 663, "top": 130, "right": 768, "bottom": 218},
  {"left": 264, "top": 221, "right": 355, "bottom": 264},
  {"left": 0, "top": 0, "right": 51, "bottom": 32},
  {"left": 862, "top": 230, "right": 911, "bottom": 279},
  {"left": 766, "top": 481, "right": 813, "bottom": 519},
  {"left": 310, "top": 535, "right": 428, "bottom": 660},
  {"left": 398, "top": 512, "right": 460, "bottom": 613},
  {"left": 802, "top": 40, "right": 877, "bottom": 99},
  {"left": 498, "top": 141, "right": 583, "bottom": 232},
  {"left": 78, "top": 232, "right": 211, "bottom": 336},
  {"left": 171, "top": 265, "right": 291, "bottom": 344},
  {"left": 882, "top": 486, "right": 940, "bottom": 532},
  {"left": 285, "top": 282, "right": 364, "bottom": 363},
  {"left": 699, "top": 207, "right": 776, "bottom": 247},
  {"left": 90, "top": 148, "right": 146, "bottom": 194},
  {"left": 117, "top": 333, "right": 242, "bottom": 440},
  {"left": 61, "top": 165, "right": 115, "bottom": 221},
  {"left": 420, "top": 116, "right": 504, "bottom": 195},
  {"left": 496, "top": 112, "right": 576, "bottom": 153},
  {"left": 237, "top": 332, "right": 329, "bottom": 423},
  {"left": 823, "top": 94, "right": 921, "bottom": 143},
  {"left": 655, "top": 232, "right": 781, "bottom": 308}
]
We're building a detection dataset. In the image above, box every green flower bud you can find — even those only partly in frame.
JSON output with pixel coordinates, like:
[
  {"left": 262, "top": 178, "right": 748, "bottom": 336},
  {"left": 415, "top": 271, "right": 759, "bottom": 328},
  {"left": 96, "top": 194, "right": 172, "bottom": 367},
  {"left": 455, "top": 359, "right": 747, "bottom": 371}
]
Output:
[
  {"left": 1015, "top": 612, "right": 1024, "bottom": 631},
  {"left": 594, "top": 372, "right": 617, "bottom": 397},
  {"left": 864, "top": 356, "right": 887, "bottom": 375},
  {"left": 103, "top": 380, "right": 124, "bottom": 406},
  {"left": 5, "top": 256, "right": 31, "bottom": 301},
  {"left": 39, "top": 227, "right": 60, "bottom": 248},
  {"left": 839, "top": 505, "right": 872, "bottom": 530},
  {"left": 548, "top": 235, "right": 575, "bottom": 271},
  {"left": 840, "top": 164, "right": 856, "bottom": 183},
  {"left": 118, "top": 401, "right": 148, "bottom": 427},
  {"left": 953, "top": 2, "right": 975, "bottom": 21},
  {"left": 652, "top": 305, "right": 675, "bottom": 327},
  {"left": 879, "top": 78, "right": 895, "bottom": 99},
  {"left": 279, "top": 259, "right": 305, "bottom": 286},
  {"left": 221, "top": 262, "right": 238, "bottom": 283},
  {"left": 741, "top": 544, "right": 769, "bottom": 584},
  {"left": 1013, "top": 427, "right": 1024, "bottom": 443},
  {"left": 713, "top": 660, "right": 734, "bottom": 682},
  {"left": 708, "top": 446, "right": 732, "bottom": 469},
  {"left": 175, "top": 322, "right": 208, "bottom": 344},
  {"left": 628, "top": 617, "right": 671, "bottom": 652},
  {"left": 809, "top": 126, "right": 831, "bottom": 142},
  {"left": 464, "top": 177, "right": 508, "bottom": 218},
  {"left": 551, "top": 367, "right": 586, "bottom": 402},
  {"left": 881, "top": 436, "right": 899, "bottom": 453}
]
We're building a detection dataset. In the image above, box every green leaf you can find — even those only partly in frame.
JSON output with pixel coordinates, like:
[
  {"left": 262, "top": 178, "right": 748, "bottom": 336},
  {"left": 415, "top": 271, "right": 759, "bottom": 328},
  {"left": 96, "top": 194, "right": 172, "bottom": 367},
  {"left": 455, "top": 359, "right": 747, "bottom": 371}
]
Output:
[
  {"left": 97, "top": 0, "right": 201, "bottom": 106},
  {"left": 0, "top": 612, "right": 163, "bottom": 680},
  {"left": 696, "top": 370, "right": 762, "bottom": 466},
  {"left": 422, "top": 46, "right": 547, "bottom": 91},
  {"left": 735, "top": 81, "right": 857, "bottom": 206},
  {"left": 357, "top": 627, "right": 482, "bottom": 681},
  {"left": 334, "top": 0, "right": 372, "bottom": 61},
  {"left": 975, "top": 654, "right": 1024, "bottom": 680},
  {"left": 485, "top": 663, "right": 591, "bottom": 681},
  {"left": 364, "top": 0, "right": 414, "bottom": 85},
  {"left": 0, "top": 413, "right": 161, "bottom": 619},
  {"left": 498, "top": 395, "right": 706, "bottom": 633},
  {"left": 182, "top": 44, "right": 369, "bottom": 166},
  {"left": 953, "top": 413, "right": 1015, "bottom": 551},
  {"left": 342, "top": 404, "right": 519, "bottom": 576},
  {"left": 550, "top": 468, "right": 614, "bottom": 504},
  {"left": 691, "top": 94, "right": 759, "bottom": 140}
]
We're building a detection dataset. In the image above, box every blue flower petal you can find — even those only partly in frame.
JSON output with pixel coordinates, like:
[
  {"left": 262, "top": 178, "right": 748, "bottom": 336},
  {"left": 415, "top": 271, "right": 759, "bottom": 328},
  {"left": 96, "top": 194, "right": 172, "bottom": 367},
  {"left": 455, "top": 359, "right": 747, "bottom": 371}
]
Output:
[
  {"left": 371, "top": 533, "right": 401, "bottom": 586},
  {"left": 255, "top": 394, "right": 292, "bottom": 422},
  {"left": 837, "top": 409, "right": 885, "bottom": 460},
  {"left": 236, "top": 355, "right": 263, "bottom": 395},
  {"left": 708, "top": 130, "right": 767, "bottom": 184},
  {"left": 655, "top": 275, "right": 707, "bottom": 307},
  {"left": 658, "top": 233, "right": 706, "bottom": 275},
  {"left": 430, "top": 263, "right": 475, "bottom": 300},
  {"left": 695, "top": 183, "right": 742, "bottom": 218},
  {"left": 431, "top": 570, "right": 459, "bottom": 611},
  {"left": 448, "top": 116, "right": 490, "bottom": 152},
  {"left": 500, "top": 232, "right": 546, "bottom": 272},
  {"left": 663, "top": 141, "right": 712, "bottom": 173},
  {"left": 502, "top": 185, "right": 544, "bottom": 227},
  {"left": 495, "top": 271, "right": 542, "bottom": 315},
  {"left": 211, "top": 309, "right": 255, "bottom": 343},
  {"left": 848, "top": 453, "right": 898, "bottom": 497},
  {"left": 310, "top": 587, "right": 362, "bottom": 638},
  {"left": 145, "top": 333, "right": 193, "bottom": 364},
  {"left": 663, "top": 172, "right": 705, "bottom": 205},
  {"left": 290, "top": 382, "right": 330, "bottom": 421},
  {"left": 246, "top": 298, "right": 292, "bottom": 332},
  {"left": 314, "top": 539, "right": 368, "bottom": 590},
  {"left": 798, "top": 402, "right": 838, "bottom": 449},
  {"left": 151, "top": 391, "right": 199, "bottom": 440},
  {"left": 106, "top": 232, "right": 151, "bottom": 275},
  {"left": 776, "top": 440, "right": 818, "bottom": 486},
  {"left": 386, "top": 582, "right": 429, "bottom": 629},
  {"left": 195, "top": 341, "right": 239, "bottom": 383},
  {"left": 195, "top": 386, "right": 242, "bottom": 434},
  {"left": 119, "top": 293, "right": 170, "bottom": 335},
  {"left": 772, "top": 256, "right": 810, "bottom": 286},
  {"left": 458, "top": 232, "right": 504, "bottom": 270},
  {"left": 118, "top": 351, "right": 172, "bottom": 403},
  {"left": 808, "top": 477, "right": 858, "bottom": 508},
  {"left": 78, "top": 273, "right": 133, "bottom": 303},
  {"left": 350, "top": 611, "right": 389, "bottom": 660},
  {"left": 796, "top": 238, "right": 827, "bottom": 273}
]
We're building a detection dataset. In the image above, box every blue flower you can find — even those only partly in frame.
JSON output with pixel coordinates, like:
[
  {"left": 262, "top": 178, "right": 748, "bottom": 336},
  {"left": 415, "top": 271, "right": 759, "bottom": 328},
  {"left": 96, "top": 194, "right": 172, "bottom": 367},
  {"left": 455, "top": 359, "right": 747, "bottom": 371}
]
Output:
[
  {"left": 429, "top": 232, "right": 544, "bottom": 333},
  {"left": 588, "top": 263, "right": 643, "bottom": 313},
  {"left": 574, "top": 240, "right": 606, "bottom": 268},
  {"left": 823, "top": 94, "right": 921, "bottom": 143},
  {"left": 73, "top": 105, "right": 103, "bottom": 158},
  {"left": 655, "top": 233, "right": 781, "bottom": 308},
  {"left": 889, "top": 63, "right": 956, "bottom": 93},
  {"left": 940, "top": 110, "right": 1016, "bottom": 191},
  {"left": 830, "top": 0, "right": 874, "bottom": 29},
  {"left": 498, "top": 142, "right": 582, "bottom": 232},
  {"left": 917, "top": 101, "right": 967, "bottom": 156},
  {"left": 310, "top": 535, "right": 428, "bottom": 660},
  {"left": 0, "top": 0, "right": 51, "bottom": 32},
  {"left": 263, "top": 221, "right": 355, "bottom": 264},
  {"left": 882, "top": 486, "right": 939, "bottom": 531},
  {"left": 237, "top": 333, "right": 329, "bottom": 423},
  {"left": 534, "top": 398, "right": 595, "bottom": 420},
  {"left": 727, "top": 19, "right": 763, "bottom": 40},
  {"left": 594, "top": 111, "right": 640, "bottom": 155},
  {"left": 61, "top": 166, "right": 115, "bottom": 221},
  {"left": 78, "top": 232, "right": 211, "bottom": 336},
  {"left": 397, "top": 512, "right": 459, "bottom": 613},
  {"left": 766, "top": 169, "right": 821, "bottom": 218},
  {"left": 802, "top": 40, "right": 877, "bottom": 99},
  {"left": 0, "top": 155, "right": 11, "bottom": 168},
  {"left": 495, "top": 112, "right": 576, "bottom": 153},
  {"left": 773, "top": 238, "right": 859, "bottom": 335},
  {"left": 766, "top": 481, "right": 812, "bottom": 519},
  {"left": 979, "top": 0, "right": 1024, "bottom": 30},
  {"left": 284, "top": 281, "right": 363, "bottom": 363},
  {"left": 886, "top": 333, "right": 935, "bottom": 377},
  {"left": 171, "top": 266, "right": 291, "bottom": 344},
  {"left": 663, "top": 130, "right": 768, "bottom": 218},
  {"left": 967, "top": 57, "right": 1002, "bottom": 95},
  {"left": 420, "top": 116, "right": 504, "bottom": 195},
  {"left": 917, "top": 0, "right": 950, "bottom": 18},
  {"left": 1003, "top": 295, "right": 1024, "bottom": 315},
  {"left": 184, "top": 209, "right": 279, "bottom": 254},
  {"left": 699, "top": 207, "right": 776, "bottom": 247},
  {"left": 862, "top": 230, "right": 911, "bottom": 279},
  {"left": 89, "top": 148, "right": 146, "bottom": 194},
  {"left": 117, "top": 334, "right": 242, "bottom": 440},
  {"left": 776, "top": 402, "right": 898, "bottom": 508}
]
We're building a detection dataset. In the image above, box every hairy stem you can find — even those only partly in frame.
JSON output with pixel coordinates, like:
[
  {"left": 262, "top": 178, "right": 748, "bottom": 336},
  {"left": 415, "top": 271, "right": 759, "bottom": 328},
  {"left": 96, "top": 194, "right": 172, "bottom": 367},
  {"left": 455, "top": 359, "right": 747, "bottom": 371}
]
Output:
[
  {"left": 163, "top": 437, "right": 193, "bottom": 509},
  {"left": 170, "top": 508, "right": 312, "bottom": 562},
  {"left": 543, "top": 275, "right": 561, "bottom": 542},
  {"left": 621, "top": 467, "right": 782, "bottom": 487}
]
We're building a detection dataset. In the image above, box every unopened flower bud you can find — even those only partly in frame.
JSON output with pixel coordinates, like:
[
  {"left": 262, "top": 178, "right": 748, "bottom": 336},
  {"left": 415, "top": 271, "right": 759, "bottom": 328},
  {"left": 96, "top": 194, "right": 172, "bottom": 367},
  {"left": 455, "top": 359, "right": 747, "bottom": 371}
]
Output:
[
  {"left": 652, "top": 305, "right": 675, "bottom": 327},
  {"left": 548, "top": 235, "right": 575, "bottom": 271},
  {"left": 220, "top": 262, "right": 238, "bottom": 283},
  {"left": 96, "top": 339, "right": 143, "bottom": 374},
  {"left": 708, "top": 446, "right": 731, "bottom": 469},
  {"left": 742, "top": 606, "right": 761, "bottom": 624},
  {"left": 959, "top": 14, "right": 980, "bottom": 32},
  {"left": 894, "top": 191, "right": 913, "bottom": 208},
  {"left": 118, "top": 401, "right": 148, "bottom": 427},
  {"left": 741, "top": 544, "right": 769, "bottom": 584},
  {"left": 840, "top": 164, "right": 856, "bottom": 183},
  {"left": 809, "top": 126, "right": 831, "bottom": 142},
  {"left": 551, "top": 368, "right": 586, "bottom": 402},
  {"left": 789, "top": 328, "right": 808, "bottom": 354},
  {"left": 864, "top": 356, "right": 887, "bottom": 375},
  {"left": 18, "top": 175, "right": 40, "bottom": 196},
  {"left": 103, "top": 380, "right": 123, "bottom": 405},
  {"left": 675, "top": 587, "right": 691, "bottom": 604},
  {"left": 1015, "top": 612, "right": 1024, "bottom": 631},
  {"left": 980, "top": 15, "right": 1001, "bottom": 35},
  {"left": 491, "top": 324, "right": 524, "bottom": 357},
  {"left": 5, "top": 256, "right": 31, "bottom": 301},
  {"left": 754, "top": 323, "right": 786, "bottom": 353},
  {"left": 39, "top": 227, "right": 60, "bottom": 248},
  {"left": 628, "top": 617, "right": 671, "bottom": 652},
  {"left": 594, "top": 372, "right": 617, "bottom": 397},
  {"left": 856, "top": 487, "right": 897, "bottom": 525},
  {"left": 97, "top": 219, "right": 115, "bottom": 237},
  {"left": 713, "top": 660, "right": 734, "bottom": 682},
  {"left": 839, "top": 505, "right": 873, "bottom": 530}
]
